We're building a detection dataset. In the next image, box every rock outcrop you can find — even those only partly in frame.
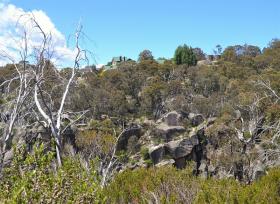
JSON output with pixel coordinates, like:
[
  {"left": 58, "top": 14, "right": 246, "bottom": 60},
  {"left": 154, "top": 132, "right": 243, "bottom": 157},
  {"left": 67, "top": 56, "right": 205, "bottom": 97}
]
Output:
[
  {"left": 116, "top": 124, "right": 142, "bottom": 151},
  {"left": 146, "top": 111, "right": 210, "bottom": 170},
  {"left": 165, "top": 136, "right": 199, "bottom": 159},
  {"left": 153, "top": 111, "right": 186, "bottom": 142},
  {"left": 135, "top": 110, "right": 270, "bottom": 181},
  {"left": 149, "top": 144, "right": 165, "bottom": 164},
  {"left": 160, "top": 111, "right": 182, "bottom": 126},
  {"left": 154, "top": 123, "right": 185, "bottom": 142}
]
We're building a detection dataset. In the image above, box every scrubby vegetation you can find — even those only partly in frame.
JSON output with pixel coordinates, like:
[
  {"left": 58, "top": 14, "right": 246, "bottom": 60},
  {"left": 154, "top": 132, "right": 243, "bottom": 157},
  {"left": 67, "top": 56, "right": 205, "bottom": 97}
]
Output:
[
  {"left": 0, "top": 144, "right": 104, "bottom": 203},
  {"left": 106, "top": 166, "right": 280, "bottom": 204},
  {"left": 1, "top": 146, "right": 279, "bottom": 203},
  {"left": 1, "top": 18, "right": 280, "bottom": 202}
]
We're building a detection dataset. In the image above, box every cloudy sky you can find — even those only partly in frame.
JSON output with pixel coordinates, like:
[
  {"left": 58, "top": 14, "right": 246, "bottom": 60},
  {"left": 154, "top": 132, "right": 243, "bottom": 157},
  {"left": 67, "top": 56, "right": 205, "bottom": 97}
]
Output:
[
  {"left": 0, "top": 1, "right": 79, "bottom": 67},
  {"left": 1, "top": 0, "right": 280, "bottom": 66}
]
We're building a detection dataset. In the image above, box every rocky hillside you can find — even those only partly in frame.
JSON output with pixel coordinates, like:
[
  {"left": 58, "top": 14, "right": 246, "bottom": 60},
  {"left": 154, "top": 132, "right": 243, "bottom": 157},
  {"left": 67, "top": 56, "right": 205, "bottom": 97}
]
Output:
[
  {"left": 115, "top": 110, "right": 276, "bottom": 183},
  {"left": 1, "top": 40, "right": 280, "bottom": 202}
]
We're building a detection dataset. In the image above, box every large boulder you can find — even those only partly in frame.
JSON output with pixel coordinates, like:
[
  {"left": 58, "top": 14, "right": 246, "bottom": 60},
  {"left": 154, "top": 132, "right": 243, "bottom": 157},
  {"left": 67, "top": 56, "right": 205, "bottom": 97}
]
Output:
[
  {"left": 116, "top": 125, "right": 142, "bottom": 151},
  {"left": 154, "top": 123, "right": 185, "bottom": 142},
  {"left": 160, "top": 111, "right": 182, "bottom": 126},
  {"left": 164, "top": 126, "right": 207, "bottom": 170},
  {"left": 174, "top": 157, "right": 186, "bottom": 169},
  {"left": 165, "top": 135, "right": 200, "bottom": 159},
  {"left": 149, "top": 144, "right": 165, "bottom": 164},
  {"left": 152, "top": 111, "right": 186, "bottom": 141}
]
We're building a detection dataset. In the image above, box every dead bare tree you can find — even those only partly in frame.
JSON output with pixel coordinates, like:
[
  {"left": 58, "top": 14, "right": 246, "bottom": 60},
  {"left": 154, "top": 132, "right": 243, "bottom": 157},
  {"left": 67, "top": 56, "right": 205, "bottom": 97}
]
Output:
[
  {"left": 234, "top": 94, "right": 266, "bottom": 144},
  {"left": 30, "top": 17, "right": 87, "bottom": 166},
  {"left": 100, "top": 129, "right": 123, "bottom": 188},
  {"left": 0, "top": 14, "right": 88, "bottom": 169},
  {"left": 255, "top": 79, "right": 280, "bottom": 166},
  {"left": 0, "top": 31, "right": 34, "bottom": 171},
  {"left": 257, "top": 79, "right": 280, "bottom": 103},
  {"left": 255, "top": 79, "right": 280, "bottom": 141},
  {"left": 234, "top": 79, "right": 280, "bottom": 182}
]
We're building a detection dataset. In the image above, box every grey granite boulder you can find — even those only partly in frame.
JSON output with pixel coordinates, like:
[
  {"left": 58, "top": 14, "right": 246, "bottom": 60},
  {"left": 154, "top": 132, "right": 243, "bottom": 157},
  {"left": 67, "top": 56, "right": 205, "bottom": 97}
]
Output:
[
  {"left": 165, "top": 135, "right": 200, "bottom": 159},
  {"left": 161, "top": 111, "right": 182, "bottom": 126},
  {"left": 155, "top": 123, "right": 185, "bottom": 142},
  {"left": 149, "top": 144, "right": 165, "bottom": 164}
]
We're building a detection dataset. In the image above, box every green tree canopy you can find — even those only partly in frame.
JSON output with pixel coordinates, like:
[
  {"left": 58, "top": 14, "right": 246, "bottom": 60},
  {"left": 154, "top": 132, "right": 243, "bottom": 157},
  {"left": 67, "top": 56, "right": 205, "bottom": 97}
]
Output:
[{"left": 174, "top": 44, "right": 197, "bottom": 66}]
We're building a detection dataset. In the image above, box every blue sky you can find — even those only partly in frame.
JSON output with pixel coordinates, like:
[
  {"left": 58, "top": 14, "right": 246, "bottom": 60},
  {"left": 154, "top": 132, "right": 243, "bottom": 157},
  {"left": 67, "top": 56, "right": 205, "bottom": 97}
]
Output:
[{"left": 3, "top": 0, "right": 280, "bottom": 65}]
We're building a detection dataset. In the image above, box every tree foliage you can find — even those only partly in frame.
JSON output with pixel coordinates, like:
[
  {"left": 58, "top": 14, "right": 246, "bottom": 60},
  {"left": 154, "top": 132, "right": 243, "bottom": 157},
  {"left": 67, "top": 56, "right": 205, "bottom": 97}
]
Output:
[
  {"left": 138, "top": 49, "right": 154, "bottom": 62},
  {"left": 174, "top": 44, "right": 197, "bottom": 66}
]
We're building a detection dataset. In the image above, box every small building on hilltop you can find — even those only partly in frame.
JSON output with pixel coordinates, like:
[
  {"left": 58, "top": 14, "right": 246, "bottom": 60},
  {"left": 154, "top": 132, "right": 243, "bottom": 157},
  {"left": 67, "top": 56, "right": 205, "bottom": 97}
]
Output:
[
  {"left": 104, "top": 56, "right": 132, "bottom": 70},
  {"left": 112, "top": 56, "right": 131, "bottom": 68}
]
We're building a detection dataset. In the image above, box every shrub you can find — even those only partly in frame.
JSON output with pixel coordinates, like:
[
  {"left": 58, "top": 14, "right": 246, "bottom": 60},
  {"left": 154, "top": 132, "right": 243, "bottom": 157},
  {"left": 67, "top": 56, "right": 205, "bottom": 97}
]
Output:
[
  {"left": 266, "top": 104, "right": 280, "bottom": 123},
  {"left": 127, "top": 135, "right": 140, "bottom": 154},
  {"left": 105, "top": 166, "right": 198, "bottom": 203},
  {"left": 0, "top": 144, "right": 105, "bottom": 203},
  {"left": 105, "top": 166, "right": 280, "bottom": 204},
  {"left": 195, "top": 167, "right": 280, "bottom": 204},
  {"left": 76, "top": 129, "right": 116, "bottom": 156},
  {"left": 140, "top": 147, "right": 150, "bottom": 160},
  {"left": 1, "top": 144, "right": 279, "bottom": 203}
]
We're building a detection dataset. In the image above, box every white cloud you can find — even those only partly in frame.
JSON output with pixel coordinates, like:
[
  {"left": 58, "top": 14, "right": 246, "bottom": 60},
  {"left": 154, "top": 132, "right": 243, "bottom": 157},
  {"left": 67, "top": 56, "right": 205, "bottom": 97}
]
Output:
[{"left": 0, "top": 3, "right": 76, "bottom": 67}]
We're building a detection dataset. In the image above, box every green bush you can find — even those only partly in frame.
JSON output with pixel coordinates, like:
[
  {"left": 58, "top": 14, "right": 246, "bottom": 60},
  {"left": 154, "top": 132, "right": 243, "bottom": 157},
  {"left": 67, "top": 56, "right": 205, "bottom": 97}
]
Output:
[
  {"left": 105, "top": 166, "right": 280, "bottom": 204},
  {"left": 0, "top": 144, "right": 105, "bottom": 203},
  {"left": 140, "top": 147, "right": 150, "bottom": 160},
  {"left": 105, "top": 166, "right": 198, "bottom": 203},
  {"left": 1, "top": 145, "right": 279, "bottom": 203},
  {"left": 195, "top": 168, "right": 280, "bottom": 204}
]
